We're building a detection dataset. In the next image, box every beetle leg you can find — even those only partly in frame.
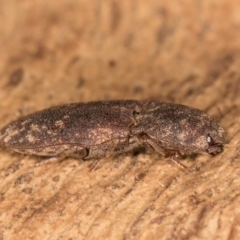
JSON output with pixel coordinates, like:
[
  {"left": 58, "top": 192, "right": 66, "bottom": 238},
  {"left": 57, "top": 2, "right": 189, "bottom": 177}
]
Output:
[
  {"left": 163, "top": 150, "right": 187, "bottom": 169},
  {"left": 88, "top": 139, "right": 120, "bottom": 171},
  {"left": 145, "top": 138, "right": 187, "bottom": 169},
  {"left": 142, "top": 138, "right": 165, "bottom": 155}
]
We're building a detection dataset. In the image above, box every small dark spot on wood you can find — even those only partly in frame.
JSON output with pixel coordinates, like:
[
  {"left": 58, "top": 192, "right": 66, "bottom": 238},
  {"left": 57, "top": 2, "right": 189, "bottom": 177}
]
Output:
[
  {"left": 150, "top": 215, "right": 165, "bottom": 224},
  {"left": 86, "top": 211, "right": 92, "bottom": 216},
  {"left": 185, "top": 74, "right": 198, "bottom": 83},
  {"left": 196, "top": 204, "right": 214, "bottom": 225},
  {"left": 77, "top": 77, "right": 85, "bottom": 88},
  {"left": 109, "top": 60, "right": 117, "bottom": 68},
  {"left": 135, "top": 171, "right": 148, "bottom": 181},
  {"left": 203, "top": 188, "right": 214, "bottom": 198},
  {"left": 22, "top": 187, "right": 33, "bottom": 194},
  {"left": 0, "top": 193, "right": 5, "bottom": 202},
  {"left": 227, "top": 70, "right": 236, "bottom": 79},
  {"left": 14, "top": 172, "right": 34, "bottom": 186},
  {"left": 156, "top": 24, "right": 173, "bottom": 43},
  {"left": 124, "top": 188, "right": 133, "bottom": 197},
  {"left": 3, "top": 163, "right": 21, "bottom": 177},
  {"left": 207, "top": 53, "right": 234, "bottom": 80},
  {"left": 111, "top": 183, "right": 121, "bottom": 189},
  {"left": 133, "top": 85, "right": 143, "bottom": 94},
  {"left": 185, "top": 88, "right": 194, "bottom": 97},
  {"left": 14, "top": 207, "right": 28, "bottom": 219},
  {"left": 52, "top": 175, "right": 60, "bottom": 182},
  {"left": 148, "top": 205, "right": 155, "bottom": 211},
  {"left": 32, "top": 44, "right": 46, "bottom": 59},
  {"left": 65, "top": 56, "right": 81, "bottom": 73},
  {"left": 0, "top": 231, "right": 4, "bottom": 240},
  {"left": 47, "top": 94, "right": 54, "bottom": 101},
  {"left": 111, "top": 1, "right": 121, "bottom": 32},
  {"left": 8, "top": 68, "right": 24, "bottom": 87},
  {"left": 188, "top": 194, "right": 199, "bottom": 206}
]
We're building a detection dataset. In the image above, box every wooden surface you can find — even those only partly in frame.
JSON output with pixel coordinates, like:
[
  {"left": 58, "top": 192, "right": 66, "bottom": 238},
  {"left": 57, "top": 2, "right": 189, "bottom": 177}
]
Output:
[{"left": 0, "top": 1, "right": 240, "bottom": 239}]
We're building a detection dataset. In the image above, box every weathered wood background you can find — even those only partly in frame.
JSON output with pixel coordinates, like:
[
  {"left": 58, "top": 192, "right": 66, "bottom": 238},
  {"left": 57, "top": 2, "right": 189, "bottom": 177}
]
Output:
[{"left": 0, "top": 1, "right": 240, "bottom": 239}]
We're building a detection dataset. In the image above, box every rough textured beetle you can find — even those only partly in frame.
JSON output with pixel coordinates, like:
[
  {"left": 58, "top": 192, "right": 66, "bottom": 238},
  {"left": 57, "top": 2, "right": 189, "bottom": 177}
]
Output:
[{"left": 0, "top": 100, "right": 226, "bottom": 161}]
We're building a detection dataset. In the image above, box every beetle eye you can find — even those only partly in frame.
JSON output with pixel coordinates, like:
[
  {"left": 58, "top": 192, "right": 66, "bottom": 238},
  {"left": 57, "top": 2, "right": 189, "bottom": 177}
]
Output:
[{"left": 206, "top": 134, "right": 215, "bottom": 146}]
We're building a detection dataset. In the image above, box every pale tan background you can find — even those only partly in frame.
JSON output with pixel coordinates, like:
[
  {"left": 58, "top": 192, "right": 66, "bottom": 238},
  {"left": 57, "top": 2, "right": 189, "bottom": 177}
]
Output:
[{"left": 0, "top": 1, "right": 240, "bottom": 240}]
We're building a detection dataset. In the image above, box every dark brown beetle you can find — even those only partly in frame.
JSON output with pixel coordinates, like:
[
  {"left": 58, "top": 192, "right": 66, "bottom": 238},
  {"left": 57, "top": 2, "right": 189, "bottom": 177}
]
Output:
[{"left": 0, "top": 100, "right": 226, "bottom": 161}]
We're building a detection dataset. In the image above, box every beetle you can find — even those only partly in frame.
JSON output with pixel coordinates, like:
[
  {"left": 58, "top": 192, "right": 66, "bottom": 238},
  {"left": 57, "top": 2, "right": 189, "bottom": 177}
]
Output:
[{"left": 0, "top": 100, "right": 226, "bottom": 162}]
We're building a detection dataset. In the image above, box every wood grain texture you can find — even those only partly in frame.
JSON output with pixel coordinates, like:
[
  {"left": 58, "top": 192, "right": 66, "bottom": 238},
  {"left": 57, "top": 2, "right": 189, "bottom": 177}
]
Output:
[{"left": 0, "top": 1, "right": 240, "bottom": 239}]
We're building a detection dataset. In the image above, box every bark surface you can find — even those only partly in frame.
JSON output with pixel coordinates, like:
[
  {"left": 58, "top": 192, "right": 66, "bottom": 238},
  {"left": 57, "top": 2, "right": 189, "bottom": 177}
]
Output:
[{"left": 0, "top": 1, "right": 239, "bottom": 240}]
